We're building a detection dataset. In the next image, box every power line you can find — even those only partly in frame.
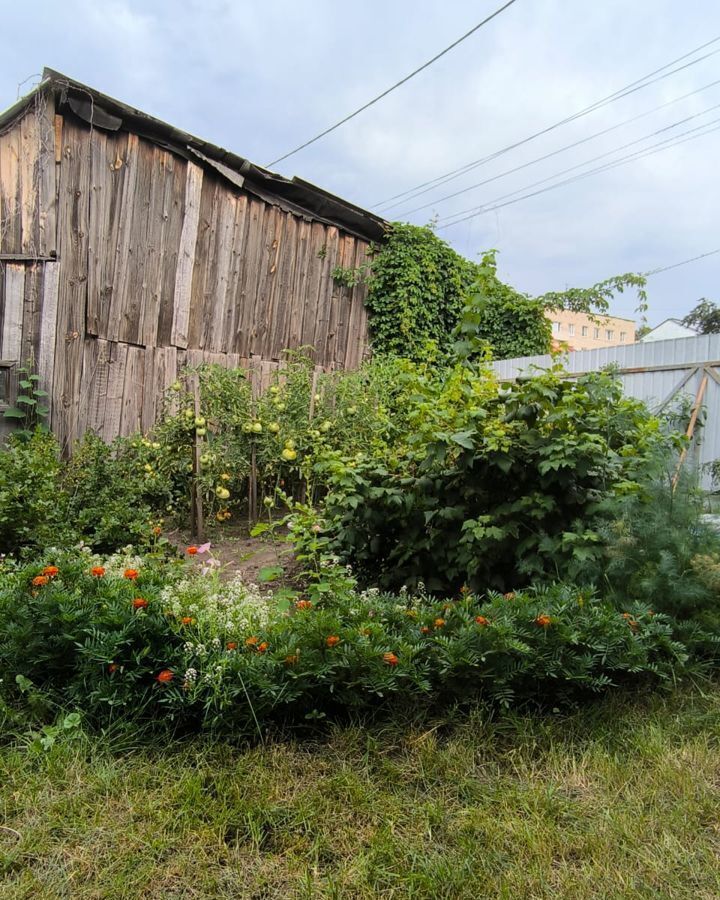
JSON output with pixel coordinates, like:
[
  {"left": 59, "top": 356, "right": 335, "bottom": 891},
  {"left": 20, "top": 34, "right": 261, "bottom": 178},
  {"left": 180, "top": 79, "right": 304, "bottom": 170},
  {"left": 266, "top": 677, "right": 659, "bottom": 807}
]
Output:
[
  {"left": 645, "top": 247, "right": 720, "bottom": 276},
  {"left": 437, "top": 118, "right": 720, "bottom": 229},
  {"left": 429, "top": 101, "right": 720, "bottom": 224},
  {"left": 265, "top": 0, "right": 519, "bottom": 168},
  {"left": 395, "top": 81, "right": 720, "bottom": 218},
  {"left": 374, "top": 35, "right": 720, "bottom": 210}
]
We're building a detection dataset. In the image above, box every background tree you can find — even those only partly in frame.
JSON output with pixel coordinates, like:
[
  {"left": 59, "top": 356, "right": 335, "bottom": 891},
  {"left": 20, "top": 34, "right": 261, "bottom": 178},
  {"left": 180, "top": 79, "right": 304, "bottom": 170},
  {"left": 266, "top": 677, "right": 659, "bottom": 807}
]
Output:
[{"left": 682, "top": 298, "right": 720, "bottom": 334}]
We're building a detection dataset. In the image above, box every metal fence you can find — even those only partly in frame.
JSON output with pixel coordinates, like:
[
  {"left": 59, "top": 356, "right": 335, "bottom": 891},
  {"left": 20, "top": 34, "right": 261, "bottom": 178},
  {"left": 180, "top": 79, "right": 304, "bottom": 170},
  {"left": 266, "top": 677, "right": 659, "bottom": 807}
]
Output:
[{"left": 492, "top": 334, "right": 720, "bottom": 490}]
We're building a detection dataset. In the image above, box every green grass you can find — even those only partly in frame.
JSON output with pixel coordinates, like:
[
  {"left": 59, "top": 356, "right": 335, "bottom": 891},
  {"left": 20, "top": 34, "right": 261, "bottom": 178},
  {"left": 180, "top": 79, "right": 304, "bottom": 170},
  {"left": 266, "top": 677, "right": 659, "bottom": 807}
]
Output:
[{"left": 1, "top": 685, "right": 720, "bottom": 899}]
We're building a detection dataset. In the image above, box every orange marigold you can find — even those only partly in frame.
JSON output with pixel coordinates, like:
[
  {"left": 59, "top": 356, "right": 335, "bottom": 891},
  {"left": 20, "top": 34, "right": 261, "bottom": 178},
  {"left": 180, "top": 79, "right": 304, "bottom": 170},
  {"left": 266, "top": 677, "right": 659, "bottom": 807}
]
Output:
[
  {"left": 226, "top": 641, "right": 238, "bottom": 651},
  {"left": 132, "top": 597, "right": 148, "bottom": 610},
  {"left": 245, "top": 636, "right": 259, "bottom": 647},
  {"left": 90, "top": 566, "right": 105, "bottom": 577},
  {"left": 32, "top": 575, "right": 49, "bottom": 587},
  {"left": 257, "top": 642, "right": 269, "bottom": 653},
  {"left": 504, "top": 592, "right": 516, "bottom": 600},
  {"left": 326, "top": 635, "right": 341, "bottom": 648},
  {"left": 180, "top": 616, "right": 194, "bottom": 625},
  {"left": 420, "top": 626, "right": 431, "bottom": 635},
  {"left": 475, "top": 615, "right": 489, "bottom": 626},
  {"left": 156, "top": 669, "right": 174, "bottom": 683},
  {"left": 459, "top": 584, "right": 470, "bottom": 596},
  {"left": 42, "top": 565, "right": 59, "bottom": 578},
  {"left": 152, "top": 526, "right": 162, "bottom": 536},
  {"left": 108, "top": 663, "right": 119, "bottom": 674},
  {"left": 295, "top": 599, "right": 313, "bottom": 611},
  {"left": 186, "top": 546, "right": 198, "bottom": 556},
  {"left": 383, "top": 652, "right": 399, "bottom": 666},
  {"left": 124, "top": 568, "right": 139, "bottom": 580},
  {"left": 433, "top": 618, "right": 446, "bottom": 628},
  {"left": 284, "top": 654, "right": 298, "bottom": 665},
  {"left": 535, "top": 614, "right": 552, "bottom": 628}
]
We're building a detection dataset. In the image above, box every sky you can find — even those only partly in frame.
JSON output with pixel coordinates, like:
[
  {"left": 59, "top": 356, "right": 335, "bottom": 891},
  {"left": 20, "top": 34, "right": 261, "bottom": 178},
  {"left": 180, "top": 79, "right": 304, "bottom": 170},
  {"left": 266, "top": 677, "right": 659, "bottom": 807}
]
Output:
[{"left": 1, "top": 0, "right": 719, "bottom": 328}]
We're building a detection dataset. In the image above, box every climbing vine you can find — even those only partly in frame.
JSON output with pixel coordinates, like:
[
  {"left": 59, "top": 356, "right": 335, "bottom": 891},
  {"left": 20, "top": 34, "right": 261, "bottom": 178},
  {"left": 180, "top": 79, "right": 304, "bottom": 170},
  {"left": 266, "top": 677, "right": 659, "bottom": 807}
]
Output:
[{"left": 337, "top": 222, "right": 649, "bottom": 363}]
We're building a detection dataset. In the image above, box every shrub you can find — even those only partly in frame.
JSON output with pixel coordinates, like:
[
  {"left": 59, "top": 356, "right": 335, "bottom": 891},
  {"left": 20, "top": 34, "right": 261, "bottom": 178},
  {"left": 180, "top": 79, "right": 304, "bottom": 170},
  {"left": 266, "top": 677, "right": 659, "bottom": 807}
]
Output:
[
  {"left": 0, "top": 551, "right": 691, "bottom": 736},
  {"left": 318, "top": 366, "right": 677, "bottom": 595},
  {"left": 0, "top": 430, "right": 64, "bottom": 554}
]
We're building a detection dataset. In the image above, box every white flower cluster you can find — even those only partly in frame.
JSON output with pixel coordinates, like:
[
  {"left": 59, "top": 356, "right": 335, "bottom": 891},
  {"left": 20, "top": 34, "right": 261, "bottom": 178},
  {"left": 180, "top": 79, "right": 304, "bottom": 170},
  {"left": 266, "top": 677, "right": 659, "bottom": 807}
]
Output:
[{"left": 161, "top": 574, "right": 272, "bottom": 637}]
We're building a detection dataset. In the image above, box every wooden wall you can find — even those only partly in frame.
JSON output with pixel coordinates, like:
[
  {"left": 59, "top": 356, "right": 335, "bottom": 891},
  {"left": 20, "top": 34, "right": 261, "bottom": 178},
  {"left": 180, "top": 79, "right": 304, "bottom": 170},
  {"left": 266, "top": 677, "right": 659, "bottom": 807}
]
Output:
[{"left": 0, "top": 92, "right": 373, "bottom": 450}]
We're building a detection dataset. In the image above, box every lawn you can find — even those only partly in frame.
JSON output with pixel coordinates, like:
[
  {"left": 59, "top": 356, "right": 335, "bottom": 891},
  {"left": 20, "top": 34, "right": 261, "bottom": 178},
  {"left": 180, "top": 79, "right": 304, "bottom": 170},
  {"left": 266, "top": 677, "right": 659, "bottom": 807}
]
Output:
[{"left": 1, "top": 684, "right": 719, "bottom": 899}]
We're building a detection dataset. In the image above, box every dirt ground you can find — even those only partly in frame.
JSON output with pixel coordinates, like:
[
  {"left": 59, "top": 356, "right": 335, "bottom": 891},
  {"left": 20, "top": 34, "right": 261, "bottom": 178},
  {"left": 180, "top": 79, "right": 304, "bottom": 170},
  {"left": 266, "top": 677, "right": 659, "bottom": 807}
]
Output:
[{"left": 166, "top": 521, "right": 296, "bottom": 582}]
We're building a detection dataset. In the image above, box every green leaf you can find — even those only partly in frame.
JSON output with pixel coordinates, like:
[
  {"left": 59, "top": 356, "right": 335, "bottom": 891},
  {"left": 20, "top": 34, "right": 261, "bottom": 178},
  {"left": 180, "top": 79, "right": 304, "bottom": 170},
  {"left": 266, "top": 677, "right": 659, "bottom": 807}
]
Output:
[
  {"left": 15, "top": 395, "right": 36, "bottom": 406},
  {"left": 450, "top": 431, "right": 475, "bottom": 450},
  {"left": 3, "top": 408, "right": 25, "bottom": 419},
  {"left": 258, "top": 565, "right": 283, "bottom": 583}
]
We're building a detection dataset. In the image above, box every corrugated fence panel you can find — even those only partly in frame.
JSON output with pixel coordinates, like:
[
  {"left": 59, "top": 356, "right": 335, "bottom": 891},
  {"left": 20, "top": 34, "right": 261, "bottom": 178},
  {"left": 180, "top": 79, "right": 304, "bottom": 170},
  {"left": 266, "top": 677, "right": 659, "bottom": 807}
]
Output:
[{"left": 493, "top": 334, "right": 720, "bottom": 489}]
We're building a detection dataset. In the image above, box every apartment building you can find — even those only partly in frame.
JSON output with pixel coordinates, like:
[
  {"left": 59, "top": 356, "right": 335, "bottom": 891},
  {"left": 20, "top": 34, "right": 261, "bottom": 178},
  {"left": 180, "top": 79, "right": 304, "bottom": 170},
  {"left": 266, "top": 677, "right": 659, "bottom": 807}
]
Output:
[{"left": 546, "top": 309, "right": 636, "bottom": 351}]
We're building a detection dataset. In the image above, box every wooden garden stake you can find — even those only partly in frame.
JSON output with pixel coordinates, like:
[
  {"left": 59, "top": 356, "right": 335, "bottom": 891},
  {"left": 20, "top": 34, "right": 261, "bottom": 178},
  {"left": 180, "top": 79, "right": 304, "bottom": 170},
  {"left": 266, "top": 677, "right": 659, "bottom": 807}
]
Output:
[
  {"left": 189, "top": 372, "right": 205, "bottom": 540},
  {"left": 672, "top": 372, "right": 708, "bottom": 492}
]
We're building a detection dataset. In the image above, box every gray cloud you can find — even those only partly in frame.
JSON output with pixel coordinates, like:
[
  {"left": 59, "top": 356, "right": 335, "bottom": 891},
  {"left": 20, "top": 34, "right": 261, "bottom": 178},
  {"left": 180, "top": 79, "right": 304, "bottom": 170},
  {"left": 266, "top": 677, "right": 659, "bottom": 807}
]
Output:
[{"left": 2, "top": 0, "right": 718, "bottom": 325}]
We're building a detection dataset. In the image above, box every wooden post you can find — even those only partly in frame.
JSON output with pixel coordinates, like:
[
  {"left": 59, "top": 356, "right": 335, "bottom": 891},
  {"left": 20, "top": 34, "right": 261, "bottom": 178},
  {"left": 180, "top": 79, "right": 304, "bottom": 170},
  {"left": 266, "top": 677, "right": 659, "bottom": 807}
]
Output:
[
  {"left": 672, "top": 372, "right": 708, "bottom": 492},
  {"left": 248, "top": 355, "right": 261, "bottom": 524},
  {"left": 189, "top": 372, "right": 205, "bottom": 540}
]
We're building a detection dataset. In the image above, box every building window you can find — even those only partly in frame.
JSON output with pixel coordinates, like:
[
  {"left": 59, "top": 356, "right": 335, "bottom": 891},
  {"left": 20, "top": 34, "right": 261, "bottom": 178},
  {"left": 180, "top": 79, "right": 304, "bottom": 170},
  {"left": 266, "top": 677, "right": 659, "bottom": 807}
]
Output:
[
  {"left": 581, "top": 326, "right": 588, "bottom": 337},
  {"left": 552, "top": 321, "right": 561, "bottom": 334},
  {"left": 620, "top": 331, "right": 626, "bottom": 342},
  {"left": 568, "top": 324, "right": 575, "bottom": 336},
  {"left": 593, "top": 328, "right": 600, "bottom": 339},
  {"left": 606, "top": 330, "right": 614, "bottom": 340}
]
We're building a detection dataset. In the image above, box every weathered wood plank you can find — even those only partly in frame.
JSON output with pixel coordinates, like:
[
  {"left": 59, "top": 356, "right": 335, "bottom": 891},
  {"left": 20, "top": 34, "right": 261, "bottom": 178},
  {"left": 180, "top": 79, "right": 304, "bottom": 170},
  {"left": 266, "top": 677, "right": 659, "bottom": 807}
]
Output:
[
  {"left": 171, "top": 161, "right": 203, "bottom": 348},
  {"left": 0, "top": 120, "right": 21, "bottom": 255},
  {"left": 120, "top": 343, "right": 144, "bottom": 436},
  {"left": 318, "top": 227, "right": 341, "bottom": 367},
  {"left": 300, "top": 222, "right": 327, "bottom": 358},
  {"left": 78, "top": 337, "right": 111, "bottom": 437},
  {"left": 287, "top": 218, "right": 310, "bottom": 349},
  {"left": 1, "top": 264, "right": 24, "bottom": 360},
  {"left": 102, "top": 341, "right": 127, "bottom": 442},
  {"left": 156, "top": 155, "right": 186, "bottom": 346},
  {"left": 37, "top": 97, "right": 58, "bottom": 256},
  {"left": 237, "top": 198, "right": 265, "bottom": 355},
  {"left": 20, "top": 262, "right": 43, "bottom": 365},
  {"left": 19, "top": 110, "right": 39, "bottom": 255},
  {"left": 105, "top": 133, "right": 139, "bottom": 343},
  {"left": 54, "top": 119, "right": 90, "bottom": 453}
]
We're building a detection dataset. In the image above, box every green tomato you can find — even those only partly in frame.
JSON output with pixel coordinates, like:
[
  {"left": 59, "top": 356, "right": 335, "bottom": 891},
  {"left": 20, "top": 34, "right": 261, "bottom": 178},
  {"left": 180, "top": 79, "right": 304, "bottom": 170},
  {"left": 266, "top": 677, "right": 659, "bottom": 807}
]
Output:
[
  {"left": 275, "top": 402, "right": 286, "bottom": 412},
  {"left": 194, "top": 416, "right": 206, "bottom": 427},
  {"left": 281, "top": 448, "right": 297, "bottom": 462},
  {"left": 216, "top": 486, "right": 230, "bottom": 500},
  {"left": 270, "top": 386, "right": 280, "bottom": 395},
  {"left": 347, "top": 406, "right": 357, "bottom": 415},
  {"left": 171, "top": 381, "right": 182, "bottom": 392},
  {"left": 268, "top": 422, "right": 280, "bottom": 433},
  {"left": 284, "top": 438, "right": 296, "bottom": 450},
  {"left": 152, "top": 441, "right": 161, "bottom": 450},
  {"left": 184, "top": 408, "right": 194, "bottom": 419},
  {"left": 320, "top": 420, "right": 332, "bottom": 432},
  {"left": 314, "top": 393, "right": 321, "bottom": 402},
  {"left": 251, "top": 422, "right": 263, "bottom": 434},
  {"left": 196, "top": 427, "right": 207, "bottom": 437},
  {"left": 200, "top": 453, "right": 211, "bottom": 465},
  {"left": 263, "top": 496, "right": 274, "bottom": 508}
]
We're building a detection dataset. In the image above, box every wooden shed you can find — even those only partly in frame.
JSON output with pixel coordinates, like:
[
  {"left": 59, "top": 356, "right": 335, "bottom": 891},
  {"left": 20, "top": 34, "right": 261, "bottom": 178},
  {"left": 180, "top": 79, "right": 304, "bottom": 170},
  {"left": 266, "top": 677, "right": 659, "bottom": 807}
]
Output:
[{"left": 0, "top": 69, "right": 384, "bottom": 450}]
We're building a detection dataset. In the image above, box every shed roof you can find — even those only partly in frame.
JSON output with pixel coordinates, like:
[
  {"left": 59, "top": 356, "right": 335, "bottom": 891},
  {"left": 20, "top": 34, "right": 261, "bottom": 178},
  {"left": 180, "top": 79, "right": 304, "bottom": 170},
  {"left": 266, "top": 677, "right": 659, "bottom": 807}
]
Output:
[{"left": 0, "top": 69, "right": 387, "bottom": 243}]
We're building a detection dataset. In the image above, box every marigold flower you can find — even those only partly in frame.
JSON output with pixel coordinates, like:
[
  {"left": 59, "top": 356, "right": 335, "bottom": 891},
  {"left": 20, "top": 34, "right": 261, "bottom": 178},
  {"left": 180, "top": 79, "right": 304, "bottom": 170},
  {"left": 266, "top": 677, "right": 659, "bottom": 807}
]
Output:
[
  {"left": 90, "top": 566, "right": 105, "bottom": 577},
  {"left": 156, "top": 669, "right": 174, "bottom": 683},
  {"left": 32, "top": 575, "right": 49, "bottom": 587},
  {"left": 124, "top": 569, "right": 139, "bottom": 580},
  {"left": 475, "top": 615, "right": 489, "bottom": 626},
  {"left": 405, "top": 609, "right": 417, "bottom": 618},
  {"left": 108, "top": 663, "right": 118, "bottom": 673},
  {"left": 186, "top": 546, "right": 198, "bottom": 556},
  {"left": 132, "top": 597, "right": 148, "bottom": 610},
  {"left": 295, "top": 599, "right": 313, "bottom": 611},
  {"left": 245, "top": 636, "right": 259, "bottom": 647},
  {"left": 284, "top": 654, "right": 298, "bottom": 665},
  {"left": 42, "top": 565, "right": 59, "bottom": 578},
  {"left": 504, "top": 592, "right": 516, "bottom": 601},
  {"left": 420, "top": 626, "right": 431, "bottom": 635},
  {"left": 383, "top": 652, "right": 399, "bottom": 666},
  {"left": 152, "top": 526, "right": 162, "bottom": 536},
  {"left": 433, "top": 618, "right": 446, "bottom": 628},
  {"left": 326, "top": 635, "right": 341, "bottom": 648},
  {"left": 360, "top": 628, "right": 372, "bottom": 636},
  {"left": 257, "top": 642, "right": 269, "bottom": 653},
  {"left": 226, "top": 641, "right": 238, "bottom": 651},
  {"left": 460, "top": 584, "right": 470, "bottom": 596},
  {"left": 180, "top": 616, "right": 194, "bottom": 625},
  {"left": 535, "top": 614, "right": 552, "bottom": 628}
]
